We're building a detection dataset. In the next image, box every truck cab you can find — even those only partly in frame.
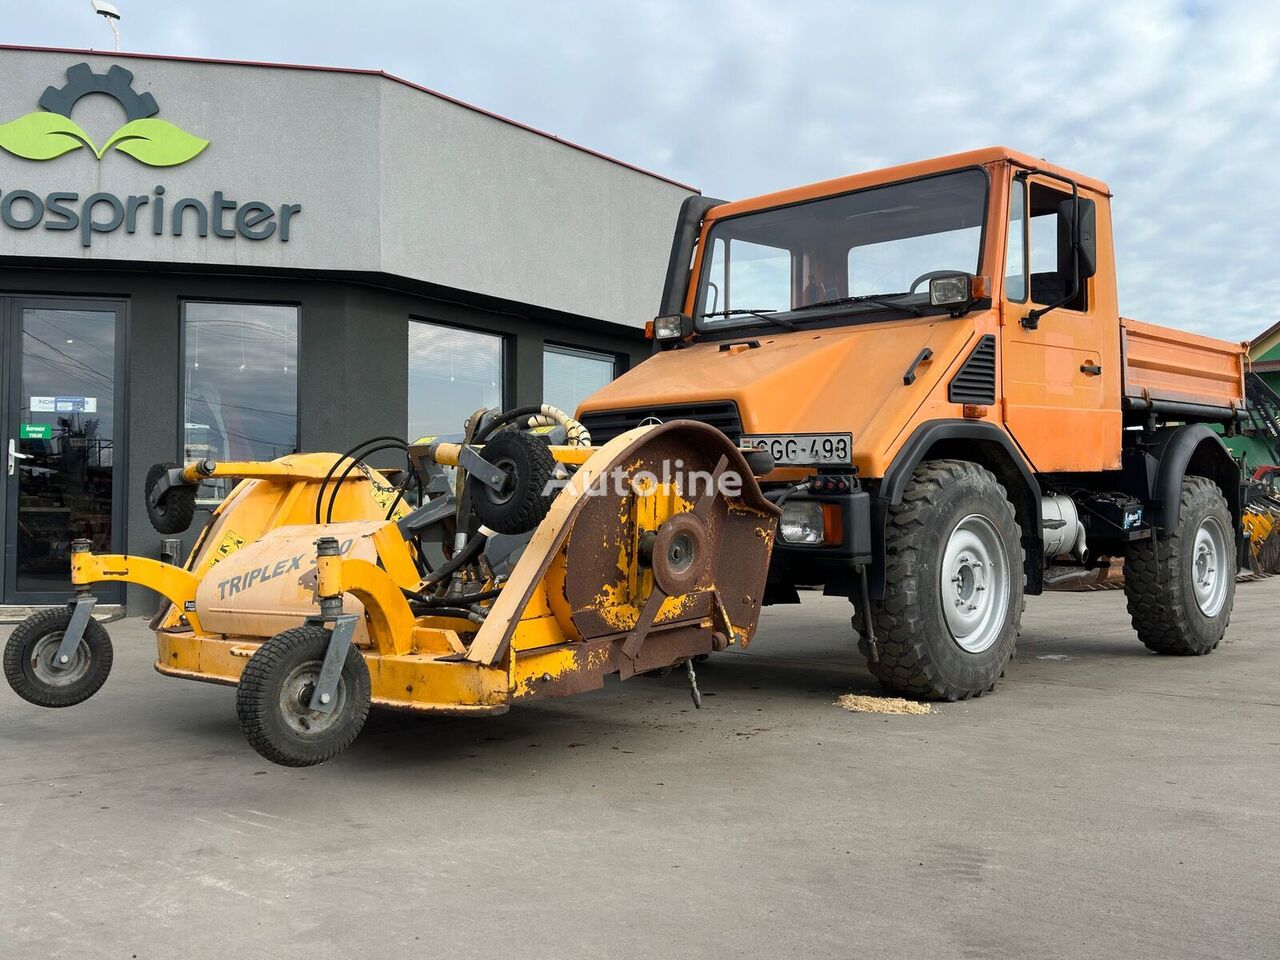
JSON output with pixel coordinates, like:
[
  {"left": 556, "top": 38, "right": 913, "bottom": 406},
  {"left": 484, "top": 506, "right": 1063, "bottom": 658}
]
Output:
[{"left": 579, "top": 147, "right": 1248, "bottom": 701}]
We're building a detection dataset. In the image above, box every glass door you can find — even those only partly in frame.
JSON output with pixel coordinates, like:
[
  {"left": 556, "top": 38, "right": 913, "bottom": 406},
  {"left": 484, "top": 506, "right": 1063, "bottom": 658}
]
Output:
[{"left": 2, "top": 298, "right": 126, "bottom": 604}]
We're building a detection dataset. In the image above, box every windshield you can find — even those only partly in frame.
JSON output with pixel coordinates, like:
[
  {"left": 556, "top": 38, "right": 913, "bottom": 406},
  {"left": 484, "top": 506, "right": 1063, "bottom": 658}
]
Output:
[{"left": 695, "top": 168, "right": 987, "bottom": 329}]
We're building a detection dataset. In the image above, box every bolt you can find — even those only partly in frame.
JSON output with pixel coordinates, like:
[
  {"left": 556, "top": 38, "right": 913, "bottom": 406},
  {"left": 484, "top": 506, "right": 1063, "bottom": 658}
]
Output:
[
  {"left": 59, "top": 654, "right": 70, "bottom": 664},
  {"left": 319, "top": 692, "right": 331, "bottom": 705}
]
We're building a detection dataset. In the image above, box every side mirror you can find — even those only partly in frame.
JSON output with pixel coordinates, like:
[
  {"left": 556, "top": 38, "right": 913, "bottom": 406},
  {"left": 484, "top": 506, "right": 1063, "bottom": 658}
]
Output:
[{"left": 1056, "top": 196, "right": 1098, "bottom": 281}]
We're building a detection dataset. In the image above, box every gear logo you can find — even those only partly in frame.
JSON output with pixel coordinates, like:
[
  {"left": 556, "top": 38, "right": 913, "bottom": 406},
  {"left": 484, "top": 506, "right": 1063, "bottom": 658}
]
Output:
[{"left": 0, "top": 62, "right": 208, "bottom": 167}]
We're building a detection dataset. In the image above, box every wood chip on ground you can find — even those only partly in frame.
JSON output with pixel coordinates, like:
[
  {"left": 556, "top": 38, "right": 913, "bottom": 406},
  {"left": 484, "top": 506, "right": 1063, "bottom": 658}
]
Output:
[{"left": 835, "top": 693, "right": 933, "bottom": 715}]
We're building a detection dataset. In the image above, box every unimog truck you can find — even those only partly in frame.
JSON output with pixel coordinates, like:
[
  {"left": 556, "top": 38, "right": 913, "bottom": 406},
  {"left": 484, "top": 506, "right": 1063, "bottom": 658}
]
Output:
[{"left": 577, "top": 146, "right": 1250, "bottom": 701}]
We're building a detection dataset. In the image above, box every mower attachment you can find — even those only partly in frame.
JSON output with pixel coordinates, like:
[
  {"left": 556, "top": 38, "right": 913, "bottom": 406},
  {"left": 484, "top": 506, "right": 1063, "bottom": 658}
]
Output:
[{"left": 4, "top": 412, "right": 780, "bottom": 767}]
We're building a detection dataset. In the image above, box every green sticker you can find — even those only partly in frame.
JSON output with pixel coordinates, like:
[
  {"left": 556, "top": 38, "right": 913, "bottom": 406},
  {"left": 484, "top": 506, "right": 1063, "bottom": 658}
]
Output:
[{"left": 20, "top": 423, "right": 51, "bottom": 439}]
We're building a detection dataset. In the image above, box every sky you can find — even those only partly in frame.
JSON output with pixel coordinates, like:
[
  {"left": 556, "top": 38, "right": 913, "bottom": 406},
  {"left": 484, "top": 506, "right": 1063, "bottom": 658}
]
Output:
[{"left": 6, "top": 0, "right": 1279, "bottom": 341}]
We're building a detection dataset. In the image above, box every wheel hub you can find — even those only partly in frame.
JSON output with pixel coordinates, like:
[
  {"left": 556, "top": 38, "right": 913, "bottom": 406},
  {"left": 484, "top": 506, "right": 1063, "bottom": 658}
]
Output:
[
  {"left": 940, "top": 514, "right": 1010, "bottom": 654},
  {"left": 1191, "top": 516, "right": 1228, "bottom": 617},
  {"left": 30, "top": 633, "right": 90, "bottom": 687},
  {"left": 278, "top": 662, "right": 344, "bottom": 735}
]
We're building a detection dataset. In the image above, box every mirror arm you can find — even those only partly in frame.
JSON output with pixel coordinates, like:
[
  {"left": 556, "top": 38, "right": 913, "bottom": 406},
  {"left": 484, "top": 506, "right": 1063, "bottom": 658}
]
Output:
[{"left": 1015, "top": 167, "right": 1082, "bottom": 331}]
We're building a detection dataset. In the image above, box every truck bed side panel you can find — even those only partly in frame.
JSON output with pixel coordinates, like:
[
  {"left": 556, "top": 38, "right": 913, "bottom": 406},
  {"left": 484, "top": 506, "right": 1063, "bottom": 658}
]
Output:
[{"left": 1120, "top": 318, "right": 1246, "bottom": 414}]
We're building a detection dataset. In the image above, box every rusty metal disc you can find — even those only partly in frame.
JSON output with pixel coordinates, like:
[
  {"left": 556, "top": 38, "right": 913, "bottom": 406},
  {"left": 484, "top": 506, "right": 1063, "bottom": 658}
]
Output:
[{"left": 650, "top": 512, "right": 709, "bottom": 596}]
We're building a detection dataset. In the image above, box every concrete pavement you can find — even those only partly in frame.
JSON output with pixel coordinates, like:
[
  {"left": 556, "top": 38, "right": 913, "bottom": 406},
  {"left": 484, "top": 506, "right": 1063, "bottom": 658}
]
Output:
[{"left": 2, "top": 582, "right": 1278, "bottom": 959}]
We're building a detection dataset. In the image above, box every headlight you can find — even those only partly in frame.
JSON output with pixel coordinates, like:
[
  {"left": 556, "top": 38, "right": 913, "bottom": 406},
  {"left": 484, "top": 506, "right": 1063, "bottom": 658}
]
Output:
[
  {"left": 652, "top": 313, "right": 692, "bottom": 341},
  {"left": 780, "top": 501, "right": 824, "bottom": 544},
  {"left": 928, "top": 274, "right": 971, "bottom": 307}
]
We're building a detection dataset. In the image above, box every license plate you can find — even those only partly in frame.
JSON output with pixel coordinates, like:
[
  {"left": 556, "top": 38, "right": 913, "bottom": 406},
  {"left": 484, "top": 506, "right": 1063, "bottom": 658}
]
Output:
[{"left": 740, "top": 433, "right": 853, "bottom": 467}]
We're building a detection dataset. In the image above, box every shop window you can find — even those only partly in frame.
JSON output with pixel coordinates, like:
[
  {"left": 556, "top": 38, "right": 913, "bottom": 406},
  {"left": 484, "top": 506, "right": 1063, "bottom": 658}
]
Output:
[
  {"left": 543, "top": 344, "right": 617, "bottom": 415},
  {"left": 183, "top": 302, "right": 298, "bottom": 502},
  {"left": 408, "top": 320, "right": 505, "bottom": 441}
]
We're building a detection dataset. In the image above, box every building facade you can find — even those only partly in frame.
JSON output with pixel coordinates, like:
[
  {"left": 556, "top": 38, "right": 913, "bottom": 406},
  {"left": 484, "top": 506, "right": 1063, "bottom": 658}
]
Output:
[{"left": 0, "top": 45, "right": 693, "bottom": 612}]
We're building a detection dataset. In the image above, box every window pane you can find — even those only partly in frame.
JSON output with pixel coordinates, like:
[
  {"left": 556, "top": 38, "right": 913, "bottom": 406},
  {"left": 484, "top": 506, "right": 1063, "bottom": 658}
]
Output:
[
  {"left": 408, "top": 320, "right": 504, "bottom": 441},
  {"left": 184, "top": 303, "right": 298, "bottom": 502},
  {"left": 847, "top": 225, "right": 981, "bottom": 297},
  {"left": 543, "top": 345, "right": 616, "bottom": 415},
  {"left": 1006, "top": 179, "right": 1027, "bottom": 302},
  {"left": 700, "top": 238, "right": 792, "bottom": 325}
]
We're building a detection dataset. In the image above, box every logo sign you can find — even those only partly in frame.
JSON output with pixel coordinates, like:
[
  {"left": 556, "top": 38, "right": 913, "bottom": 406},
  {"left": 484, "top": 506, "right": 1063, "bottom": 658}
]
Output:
[
  {"left": 20, "top": 423, "right": 52, "bottom": 440},
  {"left": 0, "top": 61, "right": 301, "bottom": 247},
  {"left": 0, "top": 63, "right": 207, "bottom": 167}
]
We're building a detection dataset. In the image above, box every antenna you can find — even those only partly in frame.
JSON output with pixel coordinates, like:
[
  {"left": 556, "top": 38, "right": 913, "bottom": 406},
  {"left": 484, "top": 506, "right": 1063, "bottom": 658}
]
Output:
[{"left": 90, "top": 0, "right": 122, "bottom": 51}]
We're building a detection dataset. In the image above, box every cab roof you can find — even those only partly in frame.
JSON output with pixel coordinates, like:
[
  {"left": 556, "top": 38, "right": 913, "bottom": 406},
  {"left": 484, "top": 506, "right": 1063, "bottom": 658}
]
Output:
[{"left": 707, "top": 146, "right": 1112, "bottom": 221}]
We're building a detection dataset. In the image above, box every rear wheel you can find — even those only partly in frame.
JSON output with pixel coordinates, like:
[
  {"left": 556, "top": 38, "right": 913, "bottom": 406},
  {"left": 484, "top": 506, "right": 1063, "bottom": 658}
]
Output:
[
  {"left": 235, "top": 626, "right": 371, "bottom": 767},
  {"left": 3, "top": 607, "right": 113, "bottom": 707},
  {"left": 865, "top": 460, "right": 1024, "bottom": 700},
  {"left": 1124, "top": 476, "right": 1234, "bottom": 655}
]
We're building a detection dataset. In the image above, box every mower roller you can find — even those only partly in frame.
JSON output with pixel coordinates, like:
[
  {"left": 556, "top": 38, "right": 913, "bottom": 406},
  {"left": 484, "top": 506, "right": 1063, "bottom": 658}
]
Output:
[{"left": 3, "top": 407, "right": 778, "bottom": 766}]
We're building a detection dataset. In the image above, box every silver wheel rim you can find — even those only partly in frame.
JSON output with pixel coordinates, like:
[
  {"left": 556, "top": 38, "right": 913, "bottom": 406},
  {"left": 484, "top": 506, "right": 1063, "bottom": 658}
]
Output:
[
  {"left": 1192, "top": 515, "right": 1229, "bottom": 617},
  {"left": 277, "top": 661, "right": 345, "bottom": 736},
  {"left": 940, "top": 514, "right": 1010, "bottom": 654},
  {"left": 30, "top": 633, "right": 91, "bottom": 687}
]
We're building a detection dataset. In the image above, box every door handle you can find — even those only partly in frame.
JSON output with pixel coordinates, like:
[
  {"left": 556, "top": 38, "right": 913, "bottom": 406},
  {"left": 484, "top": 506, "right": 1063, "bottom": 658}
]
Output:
[
  {"left": 8, "top": 438, "right": 32, "bottom": 476},
  {"left": 1080, "top": 363, "right": 1102, "bottom": 376},
  {"left": 903, "top": 347, "right": 934, "bottom": 385}
]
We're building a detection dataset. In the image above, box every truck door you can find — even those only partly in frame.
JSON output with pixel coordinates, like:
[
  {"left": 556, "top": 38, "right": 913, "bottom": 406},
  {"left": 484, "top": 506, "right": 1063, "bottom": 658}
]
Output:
[{"left": 1000, "top": 174, "right": 1122, "bottom": 472}]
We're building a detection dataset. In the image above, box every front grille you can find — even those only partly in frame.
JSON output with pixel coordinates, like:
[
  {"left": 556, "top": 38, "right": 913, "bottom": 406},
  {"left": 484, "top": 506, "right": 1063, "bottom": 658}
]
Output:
[
  {"left": 949, "top": 334, "right": 997, "bottom": 405},
  {"left": 578, "top": 401, "right": 743, "bottom": 445}
]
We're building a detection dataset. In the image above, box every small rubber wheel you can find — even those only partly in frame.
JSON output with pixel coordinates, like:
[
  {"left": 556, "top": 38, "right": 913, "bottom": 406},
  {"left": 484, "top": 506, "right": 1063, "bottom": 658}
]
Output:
[
  {"left": 3, "top": 607, "right": 113, "bottom": 708},
  {"left": 145, "top": 462, "right": 197, "bottom": 535},
  {"left": 235, "top": 626, "right": 371, "bottom": 767},
  {"left": 468, "top": 431, "right": 556, "bottom": 535}
]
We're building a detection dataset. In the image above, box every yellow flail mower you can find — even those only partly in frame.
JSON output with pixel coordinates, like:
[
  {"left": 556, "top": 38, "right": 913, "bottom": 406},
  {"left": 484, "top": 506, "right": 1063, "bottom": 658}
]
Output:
[{"left": 3, "top": 406, "right": 779, "bottom": 766}]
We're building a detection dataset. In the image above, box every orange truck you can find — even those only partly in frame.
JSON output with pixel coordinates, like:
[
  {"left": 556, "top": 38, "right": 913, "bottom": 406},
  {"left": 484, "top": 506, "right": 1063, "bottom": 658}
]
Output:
[{"left": 578, "top": 146, "right": 1250, "bottom": 700}]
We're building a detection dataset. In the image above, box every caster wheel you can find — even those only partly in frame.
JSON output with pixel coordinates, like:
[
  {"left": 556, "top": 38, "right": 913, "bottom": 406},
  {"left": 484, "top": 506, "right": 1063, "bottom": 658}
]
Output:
[
  {"left": 3, "top": 607, "right": 113, "bottom": 708},
  {"left": 235, "top": 625, "right": 371, "bottom": 767}
]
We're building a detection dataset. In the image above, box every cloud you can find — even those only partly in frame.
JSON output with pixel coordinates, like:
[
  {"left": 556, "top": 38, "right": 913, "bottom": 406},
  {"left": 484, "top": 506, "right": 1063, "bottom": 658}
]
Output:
[{"left": 12, "top": 0, "right": 1279, "bottom": 339}]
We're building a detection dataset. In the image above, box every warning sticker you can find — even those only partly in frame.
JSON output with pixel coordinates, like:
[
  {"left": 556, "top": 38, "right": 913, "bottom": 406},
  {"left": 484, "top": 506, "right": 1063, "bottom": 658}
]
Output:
[{"left": 212, "top": 530, "right": 247, "bottom": 563}]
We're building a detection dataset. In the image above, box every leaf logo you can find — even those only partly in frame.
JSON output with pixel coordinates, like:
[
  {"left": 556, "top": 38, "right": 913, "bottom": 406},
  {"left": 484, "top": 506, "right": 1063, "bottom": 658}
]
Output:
[{"left": 0, "top": 63, "right": 209, "bottom": 167}]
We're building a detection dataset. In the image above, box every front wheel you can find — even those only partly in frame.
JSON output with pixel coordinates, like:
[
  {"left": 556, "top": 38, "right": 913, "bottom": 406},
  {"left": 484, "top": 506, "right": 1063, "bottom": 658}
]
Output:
[
  {"left": 865, "top": 460, "right": 1024, "bottom": 700},
  {"left": 1124, "top": 476, "right": 1235, "bottom": 655},
  {"left": 235, "top": 625, "right": 371, "bottom": 767},
  {"left": 3, "top": 607, "right": 114, "bottom": 707}
]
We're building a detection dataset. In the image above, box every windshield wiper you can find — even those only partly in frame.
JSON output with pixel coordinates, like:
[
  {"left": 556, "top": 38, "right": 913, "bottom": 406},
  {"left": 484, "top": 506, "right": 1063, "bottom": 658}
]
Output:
[
  {"left": 791, "top": 292, "right": 925, "bottom": 318},
  {"left": 702, "top": 308, "right": 798, "bottom": 329}
]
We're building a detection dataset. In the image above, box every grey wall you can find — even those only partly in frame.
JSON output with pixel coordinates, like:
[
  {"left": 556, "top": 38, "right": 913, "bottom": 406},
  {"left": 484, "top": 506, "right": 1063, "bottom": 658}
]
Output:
[{"left": 0, "top": 47, "right": 694, "bottom": 329}]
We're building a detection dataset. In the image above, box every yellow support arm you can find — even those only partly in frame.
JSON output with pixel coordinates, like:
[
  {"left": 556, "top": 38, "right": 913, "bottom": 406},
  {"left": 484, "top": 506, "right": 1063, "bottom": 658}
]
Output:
[{"left": 70, "top": 552, "right": 204, "bottom": 633}]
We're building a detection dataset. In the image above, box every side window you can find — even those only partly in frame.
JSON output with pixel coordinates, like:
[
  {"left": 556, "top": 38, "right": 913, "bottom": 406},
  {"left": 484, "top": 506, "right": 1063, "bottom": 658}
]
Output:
[
  {"left": 1028, "top": 182, "right": 1088, "bottom": 312},
  {"left": 1006, "top": 177, "right": 1027, "bottom": 302},
  {"left": 700, "top": 237, "right": 792, "bottom": 323}
]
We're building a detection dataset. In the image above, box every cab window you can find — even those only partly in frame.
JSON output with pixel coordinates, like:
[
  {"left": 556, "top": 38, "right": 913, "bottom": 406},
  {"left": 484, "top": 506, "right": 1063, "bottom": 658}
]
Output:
[
  {"left": 700, "top": 237, "right": 793, "bottom": 321},
  {"left": 1006, "top": 177, "right": 1028, "bottom": 302}
]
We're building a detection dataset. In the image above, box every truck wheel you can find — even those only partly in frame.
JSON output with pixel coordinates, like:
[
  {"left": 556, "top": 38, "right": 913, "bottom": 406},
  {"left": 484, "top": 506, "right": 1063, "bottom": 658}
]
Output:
[
  {"left": 1124, "top": 477, "right": 1234, "bottom": 655},
  {"left": 3, "top": 607, "right": 113, "bottom": 708},
  {"left": 866, "top": 460, "right": 1024, "bottom": 700},
  {"left": 235, "top": 626, "right": 371, "bottom": 767}
]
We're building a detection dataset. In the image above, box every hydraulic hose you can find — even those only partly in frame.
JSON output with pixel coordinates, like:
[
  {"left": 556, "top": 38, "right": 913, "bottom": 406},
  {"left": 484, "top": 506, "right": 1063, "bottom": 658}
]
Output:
[
  {"left": 324, "top": 441, "right": 411, "bottom": 523},
  {"left": 767, "top": 481, "right": 812, "bottom": 506},
  {"left": 314, "top": 435, "right": 408, "bottom": 523},
  {"left": 421, "top": 528, "right": 492, "bottom": 586}
]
